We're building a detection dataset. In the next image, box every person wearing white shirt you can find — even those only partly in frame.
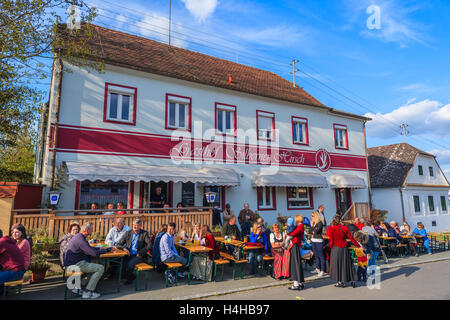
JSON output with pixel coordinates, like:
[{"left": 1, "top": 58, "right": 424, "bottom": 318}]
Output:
[
  {"left": 103, "top": 203, "right": 115, "bottom": 215},
  {"left": 105, "top": 218, "right": 131, "bottom": 246}
]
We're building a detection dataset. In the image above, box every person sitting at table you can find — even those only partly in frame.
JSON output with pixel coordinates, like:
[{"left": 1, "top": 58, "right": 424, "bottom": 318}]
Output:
[
  {"left": 0, "top": 231, "right": 26, "bottom": 296},
  {"left": 390, "top": 221, "right": 401, "bottom": 235},
  {"left": 221, "top": 215, "right": 241, "bottom": 241},
  {"left": 413, "top": 222, "right": 431, "bottom": 255},
  {"left": 105, "top": 218, "right": 131, "bottom": 247},
  {"left": 160, "top": 222, "right": 189, "bottom": 284},
  {"left": 58, "top": 222, "right": 80, "bottom": 268},
  {"left": 163, "top": 203, "right": 171, "bottom": 214},
  {"left": 189, "top": 225, "right": 220, "bottom": 281},
  {"left": 87, "top": 203, "right": 99, "bottom": 216},
  {"left": 116, "top": 202, "right": 126, "bottom": 215},
  {"left": 10, "top": 224, "right": 31, "bottom": 271},
  {"left": 177, "top": 222, "right": 191, "bottom": 242},
  {"left": 152, "top": 224, "right": 168, "bottom": 271},
  {"left": 399, "top": 222, "right": 418, "bottom": 256},
  {"left": 190, "top": 222, "right": 201, "bottom": 242},
  {"left": 116, "top": 219, "right": 152, "bottom": 285},
  {"left": 248, "top": 223, "right": 269, "bottom": 275},
  {"left": 103, "top": 203, "right": 115, "bottom": 215},
  {"left": 64, "top": 222, "right": 111, "bottom": 299},
  {"left": 257, "top": 217, "right": 272, "bottom": 252},
  {"left": 176, "top": 202, "right": 188, "bottom": 213}
]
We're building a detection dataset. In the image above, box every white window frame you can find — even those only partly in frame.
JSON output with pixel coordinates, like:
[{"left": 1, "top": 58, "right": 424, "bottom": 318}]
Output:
[
  {"left": 440, "top": 195, "right": 448, "bottom": 213},
  {"left": 292, "top": 117, "right": 308, "bottom": 145},
  {"left": 287, "top": 187, "right": 311, "bottom": 209},
  {"left": 258, "top": 186, "right": 275, "bottom": 209},
  {"left": 428, "top": 195, "right": 435, "bottom": 214},
  {"left": 216, "top": 104, "right": 235, "bottom": 135},
  {"left": 334, "top": 125, "right": 348, "bottom": 149},
  {"left": 257, "top": 111, "right": 274, "bottom": 141},
  {"left": 167, "top": 96, "right": 190, "bottom": 130},
  {"left": 106, "top": 85, "right": 135, "bottom": 123}
]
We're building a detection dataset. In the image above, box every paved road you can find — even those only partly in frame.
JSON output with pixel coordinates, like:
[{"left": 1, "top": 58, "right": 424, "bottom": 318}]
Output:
[{"left": 204, "top": 260, "right": 450, "bottom": 300}]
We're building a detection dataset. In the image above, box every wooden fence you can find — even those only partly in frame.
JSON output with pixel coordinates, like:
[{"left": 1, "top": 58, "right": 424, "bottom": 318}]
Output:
[{"left": 11, "top": 207, "right": 212, "bottom": 240}]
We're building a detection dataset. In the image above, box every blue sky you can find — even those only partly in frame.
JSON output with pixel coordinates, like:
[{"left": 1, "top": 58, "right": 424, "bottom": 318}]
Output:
[{"left": 40, "top": 0, "right": 450, "bottom": 178}]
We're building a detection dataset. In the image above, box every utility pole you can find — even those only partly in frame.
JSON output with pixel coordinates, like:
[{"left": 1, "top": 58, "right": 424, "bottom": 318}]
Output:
[
  {"left": 290, "top": 59, "right": 299, "bottom": 87},
  {"left": 169, "top": 0, "right": 172, "bottom": 46},
  {"left": 400, "top": 123, "right": 409, "bottom": 142}
]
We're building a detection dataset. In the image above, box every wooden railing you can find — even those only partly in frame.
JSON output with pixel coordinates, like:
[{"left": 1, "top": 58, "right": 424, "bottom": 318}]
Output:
[{"left": 11, "top": 207, "right": 212, "bottom": 240}]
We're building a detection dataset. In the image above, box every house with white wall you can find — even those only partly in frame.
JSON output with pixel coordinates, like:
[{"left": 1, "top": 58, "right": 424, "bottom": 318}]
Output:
[
  {"left": 368, "top": 143, "right": 450, "bottom": 232},
  {"left": 34, "top": 24, "right": 371, "bottom": 226}
]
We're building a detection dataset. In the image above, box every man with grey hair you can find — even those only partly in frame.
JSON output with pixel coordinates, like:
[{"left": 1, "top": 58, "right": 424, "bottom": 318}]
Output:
[
  {"left": 117, "top": 219, "right": 152, "bottom": 285},
  {"left": 238, "top": 203, "right": 256, "bottom": 237},
  {"left": 64, "top": 222, "right": 111, "bottom": 299},
  {"left": 105, "top": 218, "right": 131, "bottom": 247}
]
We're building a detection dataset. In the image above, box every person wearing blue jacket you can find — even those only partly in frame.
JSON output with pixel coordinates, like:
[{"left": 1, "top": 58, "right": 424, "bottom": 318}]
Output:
[
  {"left": 413, "top": 222, "right": 431, "bottom": 254},
  {"left": 151, "top": 224, "right": 167, "bottom": 269},
  {"left": 248, "top": 223, "right": 269, "bottom": 275}
]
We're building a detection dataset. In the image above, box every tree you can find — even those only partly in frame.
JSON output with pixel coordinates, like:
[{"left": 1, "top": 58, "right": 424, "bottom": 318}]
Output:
[{"left": 0, "top": 0, "right": 103, "bottom": 182}]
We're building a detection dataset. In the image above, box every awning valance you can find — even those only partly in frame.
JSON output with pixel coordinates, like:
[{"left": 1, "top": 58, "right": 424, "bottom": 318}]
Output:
[
  {"left": 251, "top": 170, "right": 328, "bottom": 188},
  {"left": 65, "top": 161, "right": 219, "bottom": 184},
  {"left": 198, "top": 167, "right": 240, "bottom": 186},
  {"left": 329, "top": 174, "right": 367, "bottom": 189}
]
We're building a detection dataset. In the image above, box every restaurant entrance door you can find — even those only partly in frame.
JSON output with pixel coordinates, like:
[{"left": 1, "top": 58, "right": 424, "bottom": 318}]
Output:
[{"left": 336, "top": 188, "right": 352, "bottom": 216}]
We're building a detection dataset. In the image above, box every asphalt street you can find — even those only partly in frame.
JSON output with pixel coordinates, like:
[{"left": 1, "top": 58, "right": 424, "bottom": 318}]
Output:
[{"left": 204, "top": 260, "right": 450, "bottom": 300}]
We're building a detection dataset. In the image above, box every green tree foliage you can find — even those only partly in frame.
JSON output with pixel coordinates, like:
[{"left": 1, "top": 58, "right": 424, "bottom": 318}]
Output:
[{"left": 0, "top": 0, "right": 102, "bottom": 182}]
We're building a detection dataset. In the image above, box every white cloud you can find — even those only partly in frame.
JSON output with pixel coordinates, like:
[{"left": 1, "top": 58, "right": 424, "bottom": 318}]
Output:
[
  {"left": 232, "top": 26, "right": 309, "bottom": 48},
  {"left": 365, "top": 99, "right": 450, "bottom": 139},
  {"left": 181, "top": 0, "right": 218, "bottom": 22}
]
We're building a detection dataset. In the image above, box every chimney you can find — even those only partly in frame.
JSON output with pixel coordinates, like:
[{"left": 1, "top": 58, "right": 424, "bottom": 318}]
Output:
[{"left": 228, "top": 74, "right": 232, "bottom": 84}]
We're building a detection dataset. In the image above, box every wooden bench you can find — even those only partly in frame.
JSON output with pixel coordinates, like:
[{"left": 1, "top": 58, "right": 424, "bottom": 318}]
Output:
[
  {"left": 164, "top": 262, "right": 183, "bottom": 287},
  {"left": 2, "top": 277, "right": 25, "bottom": 300},
  {"left": 213, "top": 259, "right": 230, "bottom": 281},
  {"left": 64, "top": 271, "right": 83, "bottom": 300},
  {"left": 262, "top": 256, "right": 275, "bottom": 276},
  {"left": 219, "top": 252, "right": 248, "bottom": 280},
  {"left": 134, "top": 263, "right": 154, "bottom": 291}
]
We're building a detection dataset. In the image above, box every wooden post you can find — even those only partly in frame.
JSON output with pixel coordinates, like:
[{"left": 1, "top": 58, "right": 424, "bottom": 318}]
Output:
[
  {"left": 208, "top": 208, "right": 212, "bottom": 229},
  {"left": 48, "top": 209, "right": 56, "bottom": 238}
]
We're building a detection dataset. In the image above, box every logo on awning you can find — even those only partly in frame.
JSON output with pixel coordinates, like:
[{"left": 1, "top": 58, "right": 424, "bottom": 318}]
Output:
[{"left": 315, "top": 149, "right": 331, "bottom": 172}]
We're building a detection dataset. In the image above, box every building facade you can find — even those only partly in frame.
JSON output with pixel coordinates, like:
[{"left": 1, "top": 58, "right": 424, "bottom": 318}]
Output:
[
  {"left": 35, "top": 25, "right": 371, "bottom": 226},
  {"left": 368, "top": 143, "right": 450, "bottom": 232}
]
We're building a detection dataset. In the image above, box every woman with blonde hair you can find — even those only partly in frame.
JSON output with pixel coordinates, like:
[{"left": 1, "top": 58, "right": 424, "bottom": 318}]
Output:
[
  {"left": 248, "top": 222, "right": 269, "bottom": 275},
  {"left": 190, "top": 222, "right": 201, "bottom": 242},
  {"left": 286, "top": 215, "right": 305, "bottom": 290},
  {"left": 310, "top": 211, "right": 326, "bottom": 277}
]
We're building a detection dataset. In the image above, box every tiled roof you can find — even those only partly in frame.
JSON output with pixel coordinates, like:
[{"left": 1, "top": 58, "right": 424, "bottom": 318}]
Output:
[
  {"left": 0, "top": 182, "right": 19, "bottom": 198},
  {"left": 367, "top": 143, "right": 435, "bottom": 188},
  {"left": 56, "top": 24, "right": 369, "bottom": 121}
]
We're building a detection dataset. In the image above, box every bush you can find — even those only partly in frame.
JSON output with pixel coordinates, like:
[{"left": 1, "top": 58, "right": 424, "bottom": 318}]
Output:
[{"left": 371, "top": 209, "right": 388, "bottom": 223}]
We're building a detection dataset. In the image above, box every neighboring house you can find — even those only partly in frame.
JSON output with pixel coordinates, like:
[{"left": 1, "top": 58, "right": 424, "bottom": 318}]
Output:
[
  {"left": 34, "top": 24, "right": 371, "bottom": 224},
  {"left": 368, "top": 143, "right": 450, "bottom": 231}
]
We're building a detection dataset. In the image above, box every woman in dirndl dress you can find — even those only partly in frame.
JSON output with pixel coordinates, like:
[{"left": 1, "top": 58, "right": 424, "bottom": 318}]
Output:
[
  {"left": 326, "top": 215, "right": 360, "bottom": 288},
  {"left": 286, "top": 215, "right": 305, "bottom": 290}
]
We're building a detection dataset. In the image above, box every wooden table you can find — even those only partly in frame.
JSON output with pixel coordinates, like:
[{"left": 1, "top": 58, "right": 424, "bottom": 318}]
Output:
[
  {"left": 175, "top": 243, "right": 212, "bottom": 284},
  {"left": 90, "top": 243, "right": 127, "bottom": 293}
]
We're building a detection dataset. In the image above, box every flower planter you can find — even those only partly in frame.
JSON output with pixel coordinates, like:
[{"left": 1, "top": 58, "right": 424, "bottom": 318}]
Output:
[{"left": 30, "top": 266, "right": 49, "bottom": 283}]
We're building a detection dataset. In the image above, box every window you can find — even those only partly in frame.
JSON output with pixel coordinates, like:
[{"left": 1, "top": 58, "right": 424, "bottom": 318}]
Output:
[
  {"left": 441, "top": 196, "right": 447, "bottom": 212},
  {"left": 428, "top": 196, "right": 435, "bottom": 212},
  {"left": 166, "top": 94, "right": 192, "bottom": 131},
  {"left": 333, "top": 124, "right": 348, "bottom": 149},
  {"left": 104, "top": 83, "right": 137, "bottom": 125},
  {"left": 257, "top": 186, "right": 276, "bottom": 210},
  {"left": 287, "top": 187, "right": 312, "bottom": 209},
  {"left": 256, "top": 110, "right": 275, "bottom": 141},
  {"left": 429, "top": 167, "right": 434, "bottom": 177},
  {"left": 292, "top": 116, "right": 309, "bottom": 145},
  {"left": 79, "top": 181, "right": 128, "bottom": 209},
  {"left": 418, "top": 165, "right": 423, "bottom": 176},
  {"left": 215, "top": 103, "right": 236, "bottom": 135},
  {"left": 413, "top": 196, "right": 421, "bottom": 213}
]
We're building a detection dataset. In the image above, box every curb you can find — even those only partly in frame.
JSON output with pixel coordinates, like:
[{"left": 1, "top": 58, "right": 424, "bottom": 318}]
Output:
[{"left": 172, "top": 256, "right": 450, "bottom": 300}]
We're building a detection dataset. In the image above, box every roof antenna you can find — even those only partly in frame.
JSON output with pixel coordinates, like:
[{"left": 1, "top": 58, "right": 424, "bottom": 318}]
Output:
[
  {"left": 400, "top": 124, "right": 409, "bottom": 143},
  {"left": 169, "top": 0, "right": 172, "bottom": 46}
]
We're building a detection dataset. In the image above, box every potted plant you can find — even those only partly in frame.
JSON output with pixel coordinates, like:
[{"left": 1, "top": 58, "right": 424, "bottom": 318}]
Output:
[{"left": 29, "top": 244, "right": 50, "bottom": 283}]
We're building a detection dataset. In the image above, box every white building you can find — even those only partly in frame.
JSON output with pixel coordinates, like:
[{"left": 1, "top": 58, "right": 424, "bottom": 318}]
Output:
[
  {"left": 368, "top": 143, "right": 450, "bottom": 232},
  {"left": 34, "top": 25, "right": 371, "bottom": 225}
]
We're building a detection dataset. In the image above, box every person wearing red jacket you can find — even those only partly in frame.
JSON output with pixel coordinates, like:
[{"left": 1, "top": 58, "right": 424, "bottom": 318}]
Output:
[
  {"left": 0, "top": 234, "right": 26, "bottom": 292},
  {"left": 326, "top": 215, "right": 360, "bottom": 288},
  {"left": 287, "top": 215, "right": 305, "bottom": 290}
]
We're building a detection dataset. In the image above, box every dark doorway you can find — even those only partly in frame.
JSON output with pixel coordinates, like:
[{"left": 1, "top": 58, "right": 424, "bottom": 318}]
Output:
[
  {"left": 335, "top": 188, "right": 352, "bottom": 215},
  {"left": 144, "top": 181, "right": 171, "bottom": 208}
]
